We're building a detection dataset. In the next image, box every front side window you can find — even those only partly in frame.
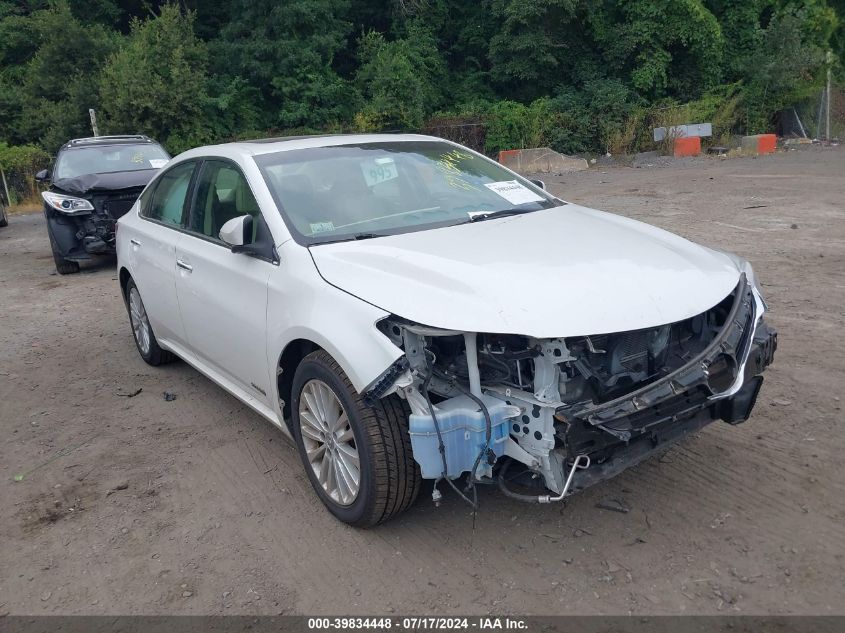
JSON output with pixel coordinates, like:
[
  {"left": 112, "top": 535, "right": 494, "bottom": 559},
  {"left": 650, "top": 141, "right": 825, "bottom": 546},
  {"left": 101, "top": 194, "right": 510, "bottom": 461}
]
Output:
[
  {"left": 254, "top": 141, "right": 560, "bottom": 244},
  {"left": 187, "top": 160, "right": 261, "bottom": 241},
  {"left": 144, "top": 161, "right": 195, "bottom": 226},
  {"left": 55, "top": 143, "right": 170, "bottom": 180}
]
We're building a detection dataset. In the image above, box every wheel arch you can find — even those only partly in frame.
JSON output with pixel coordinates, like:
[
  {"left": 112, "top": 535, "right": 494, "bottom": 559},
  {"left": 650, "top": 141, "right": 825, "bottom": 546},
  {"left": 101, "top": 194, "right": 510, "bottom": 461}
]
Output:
[
  {"left": 118, "top": 266, "right": 132, "bottom": 302},
  {"left": 276, "top": 338, "right": 322, "bottom": 425},
  {"left": 273, "top": 324, "right": 403, "bottom": 427}
]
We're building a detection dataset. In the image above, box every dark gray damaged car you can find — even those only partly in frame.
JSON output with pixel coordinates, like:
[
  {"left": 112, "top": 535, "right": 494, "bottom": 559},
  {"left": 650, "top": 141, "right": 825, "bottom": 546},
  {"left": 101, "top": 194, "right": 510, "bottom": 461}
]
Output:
[{"left": 37, "top": 135, "right": 169, "bottom": 274}]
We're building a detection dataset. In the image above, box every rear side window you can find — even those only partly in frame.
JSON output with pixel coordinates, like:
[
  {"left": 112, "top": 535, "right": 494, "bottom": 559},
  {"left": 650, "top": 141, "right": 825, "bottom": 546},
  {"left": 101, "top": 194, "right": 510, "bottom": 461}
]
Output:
[{"left": 143, "top": 161, "right": 195, "bottom": 226}]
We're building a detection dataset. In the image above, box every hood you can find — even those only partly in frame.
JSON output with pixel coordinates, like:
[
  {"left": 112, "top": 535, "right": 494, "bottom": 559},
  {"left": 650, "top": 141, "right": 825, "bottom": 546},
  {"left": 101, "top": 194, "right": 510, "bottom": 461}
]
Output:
[
  {"left": 308, "top": 204, "right": 743, "bottom": 338},
  {"left": 53, "top": 170, "right": 157, "bottom": 195}
]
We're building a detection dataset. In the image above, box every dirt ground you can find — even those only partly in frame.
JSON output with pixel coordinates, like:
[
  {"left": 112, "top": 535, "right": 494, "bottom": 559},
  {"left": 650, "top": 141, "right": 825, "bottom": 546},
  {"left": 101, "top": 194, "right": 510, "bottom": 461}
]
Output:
[{"left": 1, "top": 147, "right": 843, "bottom": 617}]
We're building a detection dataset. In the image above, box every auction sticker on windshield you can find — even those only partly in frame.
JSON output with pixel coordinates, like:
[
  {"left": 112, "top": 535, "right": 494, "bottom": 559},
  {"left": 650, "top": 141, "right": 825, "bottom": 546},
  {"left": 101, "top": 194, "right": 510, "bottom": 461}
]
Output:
[{"left": 484, "top": 180, "right": 544, "bottom": 205}]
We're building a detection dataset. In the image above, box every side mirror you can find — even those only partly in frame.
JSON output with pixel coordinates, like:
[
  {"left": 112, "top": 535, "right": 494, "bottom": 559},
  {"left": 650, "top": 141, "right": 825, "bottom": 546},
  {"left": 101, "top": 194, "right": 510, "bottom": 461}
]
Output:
[
  {"left": 219, "top": 215, "right": 253, "bottom": 247},
  {"left": 528, "top": 178, "right": 546, "bottom": 190},
  {"left": 35, "top": 169, "right": 50, "bottom": 182},
  {"left": 220, "top": 213, "right": 279, "bottom": 264}
]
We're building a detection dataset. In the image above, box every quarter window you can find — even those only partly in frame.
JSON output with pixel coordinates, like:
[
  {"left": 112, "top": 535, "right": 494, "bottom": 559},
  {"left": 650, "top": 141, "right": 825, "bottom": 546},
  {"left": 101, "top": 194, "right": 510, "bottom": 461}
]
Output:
[
  {"left": 188, "top": 161, "right": 261, "bottom": 241},
  {"left": 145, "top": 161, "right": 195, "bottom": 226}
]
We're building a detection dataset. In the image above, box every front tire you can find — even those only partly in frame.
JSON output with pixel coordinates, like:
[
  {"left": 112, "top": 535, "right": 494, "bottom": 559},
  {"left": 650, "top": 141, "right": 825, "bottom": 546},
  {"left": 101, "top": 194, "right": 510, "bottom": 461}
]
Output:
[
  {"left": 126, "top": 278, "right": 174, "bottom": 366},
  {"left": 291, "top": 350, "right": 421, "bottom": 527}
]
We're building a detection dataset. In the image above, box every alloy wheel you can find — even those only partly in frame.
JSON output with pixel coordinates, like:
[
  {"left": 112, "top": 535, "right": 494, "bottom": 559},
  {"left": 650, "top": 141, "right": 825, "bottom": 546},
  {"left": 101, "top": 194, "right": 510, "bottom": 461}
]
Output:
[
  {"left": 129, "top": 287, "right": 151, "bottom": 356},
  {"left": 298, "top": 379, "right": 360, "bottom": 506}
]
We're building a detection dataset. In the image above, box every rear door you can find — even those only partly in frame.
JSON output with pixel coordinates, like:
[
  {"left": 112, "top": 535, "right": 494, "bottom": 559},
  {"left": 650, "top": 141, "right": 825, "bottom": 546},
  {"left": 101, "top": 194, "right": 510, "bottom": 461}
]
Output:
[
  {"left": 173, "top": 159, "right": 274, "bottom": 404},
  {"left": 130, "top": 160, "right": 197, "bottom": 346}
]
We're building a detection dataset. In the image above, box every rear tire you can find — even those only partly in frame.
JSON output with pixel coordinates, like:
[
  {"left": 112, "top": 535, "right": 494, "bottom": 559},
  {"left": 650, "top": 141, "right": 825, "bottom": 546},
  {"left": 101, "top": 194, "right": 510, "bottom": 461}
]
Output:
[
  {"left": 291, "top": 350, "right": 421, "bottom": 527},
  {"left": 126, "top": 278, "right": 175, "bottom": 366},
  {"left": 0, "top": 206, "right": 8, "bottom": 227},
  {"left": 46, "top": 222, "right": 79, "bottom": 274}
]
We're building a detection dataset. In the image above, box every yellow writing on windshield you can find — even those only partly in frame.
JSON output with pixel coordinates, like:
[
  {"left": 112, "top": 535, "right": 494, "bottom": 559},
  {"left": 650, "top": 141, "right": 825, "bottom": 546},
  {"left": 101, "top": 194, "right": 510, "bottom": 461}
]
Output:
[{"left": 435, "top": 150, "right": 478, "bottom": 192}]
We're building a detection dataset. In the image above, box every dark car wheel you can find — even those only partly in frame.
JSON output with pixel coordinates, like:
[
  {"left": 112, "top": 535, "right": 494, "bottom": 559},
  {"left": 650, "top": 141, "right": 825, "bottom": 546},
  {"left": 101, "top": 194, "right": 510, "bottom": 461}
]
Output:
[
  {"left": 46, "top": 221, "right": 79, "bottom": 274},
  {"left": 126, "top": 278, "right": 175, "bottom": 366},
  {"left": 291, "top": 350, "right": 421, "bottom": 527},
  {"left": 0, "top": 205, "right": 8, "bottom": 228}
]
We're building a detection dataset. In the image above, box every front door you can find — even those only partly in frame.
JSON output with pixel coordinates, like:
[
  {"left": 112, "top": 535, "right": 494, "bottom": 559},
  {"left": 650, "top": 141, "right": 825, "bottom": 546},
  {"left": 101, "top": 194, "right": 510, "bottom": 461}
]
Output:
[{"left": 174, "top": 159, "right": 274, "bottom": 405}]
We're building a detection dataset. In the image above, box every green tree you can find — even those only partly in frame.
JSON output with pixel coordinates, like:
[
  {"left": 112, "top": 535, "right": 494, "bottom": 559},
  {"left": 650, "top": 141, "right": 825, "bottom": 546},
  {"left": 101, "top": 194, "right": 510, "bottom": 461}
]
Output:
[
  {"left": 604, "top": 0, "right": 724, "bottom": 100},
  {"left": 18, "top": 1, "right": 119, "bottom": 151},
  {"left": 212, "top": 0, "right": 354, "bottom": 131},
  {"left": 388, "top": 0, "right": 497, "bottom": 104},
  {"left": 832, "top": 0, "right": 845, "bottom": 70},
  {"left": 0, "top": 9, "right": 40, "bottom": 144},
  {"left": 354, "top": 21, "right": 447, "bottom": 130},
  {"left": 488, "top": 0, "right": 588, "bottom": 99},
  {"left": 1, "top": 0, "right": 842, "bottom": 155},
  {"left": 740, "top": 6, "right": 832, "bottom": 132},
  {"left": 705, "top": 0, "right": 773, "bottom": 78},
  {"left": 99, "top": 5, "right": 214, "bottom": 153},
  {"left": 0, "top": 142, "right": 50, "bottom": 204}
]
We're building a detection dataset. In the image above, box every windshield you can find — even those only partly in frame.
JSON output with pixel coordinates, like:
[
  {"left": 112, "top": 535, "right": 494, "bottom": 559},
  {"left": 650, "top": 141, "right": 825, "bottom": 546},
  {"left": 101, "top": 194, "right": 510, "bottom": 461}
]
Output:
[
  {"left": 54, "top": 144, "right": 170, "bottom": 180},
  {"left": 254, "top": 141, "right": 562, "bottom": 244}
]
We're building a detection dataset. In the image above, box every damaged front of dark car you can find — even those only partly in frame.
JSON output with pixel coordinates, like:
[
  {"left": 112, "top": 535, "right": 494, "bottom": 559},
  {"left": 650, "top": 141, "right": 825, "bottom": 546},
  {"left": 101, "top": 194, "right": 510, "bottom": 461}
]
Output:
[{"left": 37, "top": 135, "right": 169, "bottom": 274}]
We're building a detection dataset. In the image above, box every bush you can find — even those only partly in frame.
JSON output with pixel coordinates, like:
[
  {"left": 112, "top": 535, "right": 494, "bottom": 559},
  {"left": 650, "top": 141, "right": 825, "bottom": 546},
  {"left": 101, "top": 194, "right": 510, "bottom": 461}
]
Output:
[
  {"left": 1, "top": 3, "right": 118, "bottom": 150},
  {"left": 739, "top": 8, "right": 831, "bottom": 134},
  {"left": 354, "top": 23, "right": 446, "bottom": 131},
  {"left": 647, "top": 82, "right": 744, "bottom": 153},
  {"left": 484, "top": 100, "right": 547, "bottom": 154},
  {"left": 543, "top": 80, "right": 643, "bottom": 156},
  {"left": 99, "top": 6, "right": 216, "bottom": 155},
  {"left": 0, "top": 143, "right": 50, "bottom": 205}
]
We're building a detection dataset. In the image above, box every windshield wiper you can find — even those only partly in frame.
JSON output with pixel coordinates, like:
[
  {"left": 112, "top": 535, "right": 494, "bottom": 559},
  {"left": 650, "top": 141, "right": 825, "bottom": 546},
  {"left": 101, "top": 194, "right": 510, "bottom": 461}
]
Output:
[{"left": 464, "top": 208, "right": 537, "bottom": 223}]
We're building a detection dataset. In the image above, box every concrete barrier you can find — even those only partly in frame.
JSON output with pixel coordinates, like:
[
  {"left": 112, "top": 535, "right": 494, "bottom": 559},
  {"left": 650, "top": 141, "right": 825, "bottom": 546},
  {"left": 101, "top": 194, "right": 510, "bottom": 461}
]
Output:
[
  {"left": 673, "top": 136, "right": 701, "bottom": 157},
  {"left": 742, "top": 134, "right": 777, "bottom": 155},
  {"left": 498, "top": 148, "right": 588, "bottom": 174}
]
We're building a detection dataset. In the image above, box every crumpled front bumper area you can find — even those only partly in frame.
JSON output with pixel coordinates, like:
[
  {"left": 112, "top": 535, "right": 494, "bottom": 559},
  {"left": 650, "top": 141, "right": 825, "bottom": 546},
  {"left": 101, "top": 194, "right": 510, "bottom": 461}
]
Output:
[
  {"left": 46, "top": 190, "right": 140, "bottom": 260},
  {"left": 554, "top": 275, "right": 777, "bottom": 492}
]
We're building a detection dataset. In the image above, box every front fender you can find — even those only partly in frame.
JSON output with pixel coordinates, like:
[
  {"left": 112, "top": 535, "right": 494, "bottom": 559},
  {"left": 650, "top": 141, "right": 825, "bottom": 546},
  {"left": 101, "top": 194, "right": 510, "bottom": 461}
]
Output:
[{"left": 267, "top": 242, "right": 403, "bottom": 398}]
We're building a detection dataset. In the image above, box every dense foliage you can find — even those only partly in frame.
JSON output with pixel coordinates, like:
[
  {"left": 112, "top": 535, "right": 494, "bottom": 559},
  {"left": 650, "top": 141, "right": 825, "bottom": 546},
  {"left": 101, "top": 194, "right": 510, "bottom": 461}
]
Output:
[{"left": 0, "top": 0, "right": 842, "bottom": 165}]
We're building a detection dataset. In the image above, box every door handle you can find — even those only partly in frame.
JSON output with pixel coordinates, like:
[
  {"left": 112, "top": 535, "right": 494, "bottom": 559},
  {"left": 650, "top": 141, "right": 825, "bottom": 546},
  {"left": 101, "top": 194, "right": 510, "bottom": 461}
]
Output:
[
  {"left": 130, "top": 239, "right": 141, "bottom": 246},
  {"left": 176, "top": 259, "right": 193, "bottom": 272}
]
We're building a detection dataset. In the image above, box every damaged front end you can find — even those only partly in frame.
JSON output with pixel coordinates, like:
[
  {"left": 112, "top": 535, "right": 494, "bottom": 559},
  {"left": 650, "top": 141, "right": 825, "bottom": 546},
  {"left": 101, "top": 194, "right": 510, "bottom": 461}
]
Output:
[
  {"left": 43, "top": 185, "right": 144, "bottom": 260},
  {"left": 366, "top": 274, "right": 777, "bottom": 505}
]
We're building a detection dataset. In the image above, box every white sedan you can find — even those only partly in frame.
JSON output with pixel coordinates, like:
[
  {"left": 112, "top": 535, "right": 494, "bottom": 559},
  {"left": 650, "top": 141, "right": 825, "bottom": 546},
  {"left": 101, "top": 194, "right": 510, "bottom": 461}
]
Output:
[{"left": 116, "top": 134, "right": 777, "bottom": 526}]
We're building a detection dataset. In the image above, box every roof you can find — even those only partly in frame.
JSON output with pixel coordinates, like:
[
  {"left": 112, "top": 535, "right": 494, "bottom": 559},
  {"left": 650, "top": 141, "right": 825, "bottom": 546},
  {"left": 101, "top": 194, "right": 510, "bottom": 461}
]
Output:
[
  {"left": 176, "top": 133, "right": 446, "bottom": 161},
  {"left": 62, "top": 135, "right": 159, "bottom": 150}
]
